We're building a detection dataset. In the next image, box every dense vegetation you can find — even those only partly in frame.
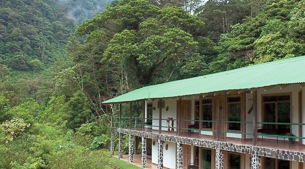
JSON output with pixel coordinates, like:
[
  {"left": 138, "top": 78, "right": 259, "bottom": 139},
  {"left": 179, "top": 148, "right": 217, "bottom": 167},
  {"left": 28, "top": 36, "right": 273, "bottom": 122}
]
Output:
[
  {"left": 1, "top": 0, "right": 305, "bottom": 168},
  {"left": 0, "top": 0, "right": 74, "bottom": 71}
]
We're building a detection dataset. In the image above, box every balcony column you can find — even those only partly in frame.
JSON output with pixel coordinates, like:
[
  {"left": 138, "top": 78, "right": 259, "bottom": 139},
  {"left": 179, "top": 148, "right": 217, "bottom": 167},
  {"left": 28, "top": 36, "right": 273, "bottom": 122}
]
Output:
[
  {"left": 157, "top": 139, "right": 164, "bottom": 169},
  {"left": 159, "top": 99, "right": 163, "bottom": 134},
  {"left": 251, "top": 149, "right": 261, "bottom": 169},
  {"left": 141, "top": 137, "right": 147, "bottom": 168},
  {"left": 118, "top": 133, "right": 123, "bottom": 159},
  {"left": 215, "top": 148, "right": 224, "bottom": 169},
  {"left": 119, "top": 104, "right": 122, "bottom": 128},
  {"left": 252, "top": 91, "right": 258, "bottom": 145},
  {"left": 129, "top": 134, "right": 134, "bottom": 163},
  {"left": 176, "top": 142, "right": 183, "bottom": 169},
  {"left": 142, "top": 100, "right": 145, "bottom": 130},
  {"left": 130, "top": 102, "right": 133, "bottom": 129},
  {"left": 199, "top": 95, "right": 203, "bottom": 130}
]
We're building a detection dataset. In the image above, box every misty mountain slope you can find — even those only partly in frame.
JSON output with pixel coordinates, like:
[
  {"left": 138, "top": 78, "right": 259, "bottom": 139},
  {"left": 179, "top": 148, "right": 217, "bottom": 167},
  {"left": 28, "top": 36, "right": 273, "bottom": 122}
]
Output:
[
  {"left": 56, "top": 0, "right": 113, "bottom": 24},
  {"left": 0, "top": 0, "right": 75, "bottom": 71}
]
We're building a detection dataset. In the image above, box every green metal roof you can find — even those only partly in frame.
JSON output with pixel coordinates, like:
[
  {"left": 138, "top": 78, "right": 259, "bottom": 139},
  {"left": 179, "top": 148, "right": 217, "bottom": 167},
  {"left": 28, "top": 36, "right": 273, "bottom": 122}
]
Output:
[{"left": 103, "top": 56, "right": 305, "bottom": 104}]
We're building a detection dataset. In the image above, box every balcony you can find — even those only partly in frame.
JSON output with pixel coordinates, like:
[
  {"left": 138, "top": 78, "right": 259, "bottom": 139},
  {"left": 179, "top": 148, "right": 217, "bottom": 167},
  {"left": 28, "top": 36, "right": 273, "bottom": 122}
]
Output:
[{"left": 112, "top": 116, "right": 305, "bottom": 154}]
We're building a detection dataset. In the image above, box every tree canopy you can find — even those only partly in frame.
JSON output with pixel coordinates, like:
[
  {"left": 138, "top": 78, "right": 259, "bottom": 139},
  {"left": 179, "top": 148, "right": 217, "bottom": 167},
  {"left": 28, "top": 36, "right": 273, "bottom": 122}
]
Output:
[
  {"left": 68, "top": 0, "right": 214, "bottom": 109},
  {"left": 0, "top": 0, "right": 74, "bottom": 71}
]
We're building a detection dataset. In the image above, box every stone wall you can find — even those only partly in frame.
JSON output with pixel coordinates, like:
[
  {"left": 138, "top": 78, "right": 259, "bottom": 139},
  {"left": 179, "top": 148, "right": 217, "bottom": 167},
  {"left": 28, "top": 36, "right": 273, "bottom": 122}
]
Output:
[{"left": 112, "top": 128, "right": 305, "bottom": 163}]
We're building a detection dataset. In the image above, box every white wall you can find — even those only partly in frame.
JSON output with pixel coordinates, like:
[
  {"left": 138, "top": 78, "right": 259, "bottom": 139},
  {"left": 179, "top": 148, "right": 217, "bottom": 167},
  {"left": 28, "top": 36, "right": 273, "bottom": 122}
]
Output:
[
  {"left": 151, "top": 139, "right": 158, "bottom": 164},
  {"left": 163, "top": 142, "right": 176, "bottom": 169},
  {"left": 152, "top": 99, "right": 177, "bottom": 131},
  {"left": 151, "top": 139, "right": 176, "bottom": 169}
]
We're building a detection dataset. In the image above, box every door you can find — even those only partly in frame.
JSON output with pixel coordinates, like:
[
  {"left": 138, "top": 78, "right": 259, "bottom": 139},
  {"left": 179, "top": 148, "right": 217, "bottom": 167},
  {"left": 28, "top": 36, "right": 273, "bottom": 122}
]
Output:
[
  {"left": 183, "top": 145, "right": 191, "bottom": 169},
  {"left": 179, "top": 100, "right": 192, "bottom": 133}
]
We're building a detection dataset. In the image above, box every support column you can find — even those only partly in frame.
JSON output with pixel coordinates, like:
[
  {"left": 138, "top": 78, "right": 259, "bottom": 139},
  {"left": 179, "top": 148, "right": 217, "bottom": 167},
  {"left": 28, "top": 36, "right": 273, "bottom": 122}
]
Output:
[
  {"left": 141, "top": 137, "right": 147, "bottom": 168},
  {"left": 119, "top": 104, "right": 122, "bottom": 128},
  {"left": 110, "top": 109, "right": 114, "bottom": 157},
  {"left": 216, "top": 96, "right": 222, "bottom": 141},
  {"left": 158, "top": 99, "right": 163, "bottom": 134},
  {"left": 157, "top": 139, "right": 164, "bottom": 169},
  {"left": 215, "top": 148, "right": 224, "bottom": 169},
  {"left": 253, "top": 91, "right": 258, "bottom": 145},
  {"left": 251, "top": 150, "right": 261, "bottom": 169},
  {"left": 129, "top": 134, "right": 134, "bottom": 163},
  {"left": 110, "top": 131, "right": 114, "bottom": 156},
  {"left": 199, "top": 95, "right": 203, "bottom": 130},
  {"left": 142, "top": 100, "right": 145, "bottom": 130},
  {"left": 118, "top": 133, "right": 123, "bottom": 159},
  {"left": 130, "top": 103, "right": 133, "bottom": 129},
  {"left": 176, "top": 142, "right": 183, "bottom": 169}
]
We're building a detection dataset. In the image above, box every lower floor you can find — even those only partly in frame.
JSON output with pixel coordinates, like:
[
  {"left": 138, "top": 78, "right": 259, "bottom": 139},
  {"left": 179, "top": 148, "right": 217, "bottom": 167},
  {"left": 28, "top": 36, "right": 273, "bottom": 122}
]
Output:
[
  {"left": 118, "top": 150, "right": 303, "bottom": 169},
  {"left": 110, "top": 129, "right": 305, "bottom": 169}
]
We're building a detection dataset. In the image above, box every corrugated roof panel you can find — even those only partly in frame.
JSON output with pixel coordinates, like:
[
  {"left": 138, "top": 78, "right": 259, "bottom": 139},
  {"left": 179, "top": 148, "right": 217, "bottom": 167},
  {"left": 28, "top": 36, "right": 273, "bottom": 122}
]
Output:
[{"left": 103, "top": 56, "right": 305, "bottom": 103}]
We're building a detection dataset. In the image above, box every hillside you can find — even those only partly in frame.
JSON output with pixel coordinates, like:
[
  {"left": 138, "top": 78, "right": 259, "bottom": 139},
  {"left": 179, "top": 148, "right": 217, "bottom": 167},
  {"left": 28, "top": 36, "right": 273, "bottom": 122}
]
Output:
[{"left": 0, "top": 0, "right": 74, "bottom": 71}]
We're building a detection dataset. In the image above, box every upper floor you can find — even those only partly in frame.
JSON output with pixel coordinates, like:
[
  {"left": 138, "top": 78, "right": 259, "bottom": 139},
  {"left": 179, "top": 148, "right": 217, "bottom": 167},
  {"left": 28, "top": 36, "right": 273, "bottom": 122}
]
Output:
[
  {"left": 112, "top": 83, "right": 305, "bottom": 153},
  {"left": 105, "top": 56, "right": 305, "bottom": 159}
]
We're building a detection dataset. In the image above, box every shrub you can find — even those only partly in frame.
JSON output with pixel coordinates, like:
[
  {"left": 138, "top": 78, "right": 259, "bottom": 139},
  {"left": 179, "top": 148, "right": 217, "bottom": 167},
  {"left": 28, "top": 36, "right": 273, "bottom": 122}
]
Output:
[{"left": 0, "top": 118, "right": 30, "bottom": 143}]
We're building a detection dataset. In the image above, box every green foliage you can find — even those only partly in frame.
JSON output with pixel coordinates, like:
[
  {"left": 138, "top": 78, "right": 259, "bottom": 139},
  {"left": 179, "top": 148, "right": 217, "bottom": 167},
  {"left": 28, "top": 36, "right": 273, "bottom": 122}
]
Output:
[
  {"left": 0, "top": 95, "right": 11, "bottom": 122},
  {"left": 207, "top": 0, "right": 305, "bottom": 72},
  {"left": 28, "top": 59, "right": 44, "bottom": 72},
  {"left": 0, "top": 118, "right": 30, "bottom": 143},
  {"left": 0, "top": 0, "right": 74, "bottom": 71},
  {"left": 70, "top": 0, "right": 210, "bottom": 109},
  {"left": 7, "top": 99, "right": 40, "bottom": 123},
  {"left": 39, "top": 96, "right": 68, "bottom": 128},
  {"left": 66, "top": 91, "right": 93, "bottom": 129},
  {"left": 195, "top": 0, "right": 264, "bottom": 41},
  {"left": 74, "top": 115, "right": 111, "bottom": 147},
  {"left": 89, "top": 134, "right": 110, "bottom": 150}
]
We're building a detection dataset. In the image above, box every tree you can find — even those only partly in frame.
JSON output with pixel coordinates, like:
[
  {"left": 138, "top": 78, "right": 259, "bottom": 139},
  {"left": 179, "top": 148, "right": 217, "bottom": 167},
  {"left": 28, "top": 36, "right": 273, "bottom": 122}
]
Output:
[
  {"left": 0, "top": 95, "right": 10, "bottom": 122},
  {"left": 7, "top": 99, "right": 40, "bottom": 123},
  {"left": 195, "top": 0, "right": 264, "bottom": 41},
  {"left": 68, "top": 0, "right": 214, "bottom": 113},
  {"left": 66, "top": 91, "right": 93, "bottom": 129},
  {"left": 207, "top": 0, "right": 305, "bottom": 72}
]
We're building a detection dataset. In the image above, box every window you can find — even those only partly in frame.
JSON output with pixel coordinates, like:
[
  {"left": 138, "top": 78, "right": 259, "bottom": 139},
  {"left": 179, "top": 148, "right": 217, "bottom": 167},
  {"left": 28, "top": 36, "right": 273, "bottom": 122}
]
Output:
[
  {"left": 195, "top": 99, "right": 213, "bottom": 129},
  {"left": 228, "top": 153, "right": 240, "bottom": 169},
  {"left": 203, "top": 99, "right": 212, "bottom": 128},
  {"left": 263, "top": 95, "right": 290, "bottom": 131},
  {"left": 263, "top": 158, "right": 290, "bottom": 169},
  {"left": 202, "top": 149, "right": 211, "bottom": 169},
  {"left": 228, "top": 97, "right": 241, "bottom": 130},
  {"left": 147, "top": 103, "right": 153, "bottom": 124}
]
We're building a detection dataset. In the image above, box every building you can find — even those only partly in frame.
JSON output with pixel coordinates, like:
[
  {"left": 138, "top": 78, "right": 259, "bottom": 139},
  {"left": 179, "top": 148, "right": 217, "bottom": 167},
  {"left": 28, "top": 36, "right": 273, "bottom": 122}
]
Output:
[{"left": 104, "top": 56, "right": 305, "bottom": 169}]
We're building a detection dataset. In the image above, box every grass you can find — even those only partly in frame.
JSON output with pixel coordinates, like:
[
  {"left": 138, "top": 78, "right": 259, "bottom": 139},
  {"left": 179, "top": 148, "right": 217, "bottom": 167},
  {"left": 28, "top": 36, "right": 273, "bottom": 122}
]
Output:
[{"left": 108, "top": 157, "right": 141, "bottom": 169}]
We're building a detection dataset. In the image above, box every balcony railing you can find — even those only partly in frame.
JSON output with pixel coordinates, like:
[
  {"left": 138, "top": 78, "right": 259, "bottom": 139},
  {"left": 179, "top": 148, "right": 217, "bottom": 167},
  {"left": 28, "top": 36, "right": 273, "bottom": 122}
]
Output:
[{"left": 112, "top": 115, "right": 305, "bottom": 145}]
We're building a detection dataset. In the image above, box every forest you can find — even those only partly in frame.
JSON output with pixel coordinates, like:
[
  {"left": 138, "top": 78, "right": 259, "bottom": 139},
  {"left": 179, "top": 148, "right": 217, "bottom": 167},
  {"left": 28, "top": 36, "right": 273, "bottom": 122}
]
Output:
[{"left": 0, "top": 0, "right": 305, "bottom": 168}]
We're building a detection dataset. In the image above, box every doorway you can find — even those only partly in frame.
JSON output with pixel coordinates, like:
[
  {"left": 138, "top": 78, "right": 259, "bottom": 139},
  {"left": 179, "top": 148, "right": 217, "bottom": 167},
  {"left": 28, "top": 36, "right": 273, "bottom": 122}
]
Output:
[{"left": 179, "top": 100, "right": 192, "bottom": 133}]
